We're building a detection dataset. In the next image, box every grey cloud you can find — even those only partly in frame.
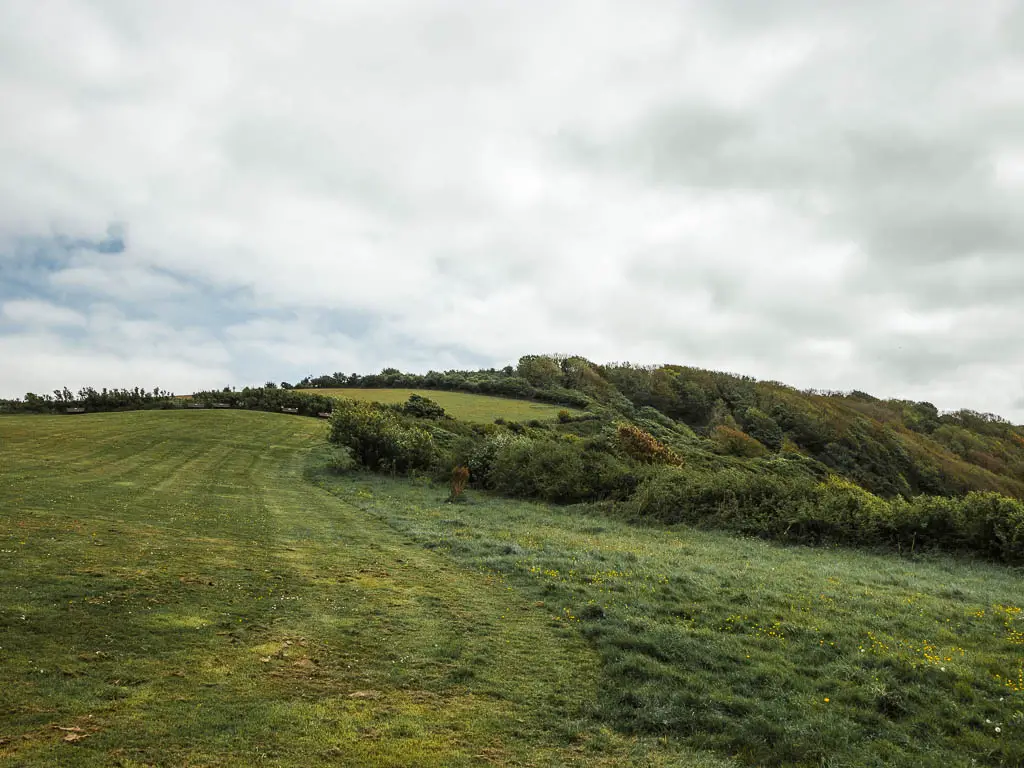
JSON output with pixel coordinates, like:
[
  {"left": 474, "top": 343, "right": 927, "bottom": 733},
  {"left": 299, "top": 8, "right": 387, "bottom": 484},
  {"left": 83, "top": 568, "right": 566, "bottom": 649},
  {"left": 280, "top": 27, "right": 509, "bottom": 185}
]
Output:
[
  {"left": 58, "top": 224, "right": 126, "bottom": 254},
  {"left": 1, "top": 1, "right": 1023, "bottom": 421}
]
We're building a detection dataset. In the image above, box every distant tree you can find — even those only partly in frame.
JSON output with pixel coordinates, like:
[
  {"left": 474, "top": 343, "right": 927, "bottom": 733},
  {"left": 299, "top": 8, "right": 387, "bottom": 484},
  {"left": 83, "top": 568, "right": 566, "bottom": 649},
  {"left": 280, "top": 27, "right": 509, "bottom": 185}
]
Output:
[
  {"left": 741, "top": 407, "right": 784, "bottom": 451},
  {"left": 516, "top": 355, "right": 562, "bottom": 388}
]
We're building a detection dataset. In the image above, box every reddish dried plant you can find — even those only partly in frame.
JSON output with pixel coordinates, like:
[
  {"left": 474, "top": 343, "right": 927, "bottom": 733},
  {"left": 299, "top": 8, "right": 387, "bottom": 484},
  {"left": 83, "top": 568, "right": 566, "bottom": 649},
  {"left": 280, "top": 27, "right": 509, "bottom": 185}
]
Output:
[
  {"left": 449, "top": 465, "right": 470, "bottom": 501},
  {"left": 616, "top": 424, "right": 684, "bottom": 466}
]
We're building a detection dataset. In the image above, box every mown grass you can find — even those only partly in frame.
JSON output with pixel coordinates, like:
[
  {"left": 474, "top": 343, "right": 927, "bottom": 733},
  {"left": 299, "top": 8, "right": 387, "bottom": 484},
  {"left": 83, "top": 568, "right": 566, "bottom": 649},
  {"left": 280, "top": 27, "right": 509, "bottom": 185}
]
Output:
[
  {"left": 301, "top": 388, "right": 576, "bottom": 423},
  {"left": 0, "top": 411, "right": 724, "bottom": 767},
  {"left": 313, "top": 471, "right": 1024, "bottom": 767}
]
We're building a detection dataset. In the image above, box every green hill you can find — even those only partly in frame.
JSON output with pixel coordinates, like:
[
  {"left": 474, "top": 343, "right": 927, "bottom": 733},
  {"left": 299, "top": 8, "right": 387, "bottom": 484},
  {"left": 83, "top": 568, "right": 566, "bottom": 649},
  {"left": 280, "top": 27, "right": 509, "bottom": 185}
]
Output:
[{"left": 299, "top": 355, "right": 1024, "bottom": 502}]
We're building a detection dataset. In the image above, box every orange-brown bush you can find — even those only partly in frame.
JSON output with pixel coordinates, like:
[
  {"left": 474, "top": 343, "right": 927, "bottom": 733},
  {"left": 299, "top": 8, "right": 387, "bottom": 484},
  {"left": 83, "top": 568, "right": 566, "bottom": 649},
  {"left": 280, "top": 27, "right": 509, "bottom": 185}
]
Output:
[
  {"left": 711, "top": 425, "right": 768, "bottom": 458},
  {"left": 615, "top": 423, "right": 684, "bottom": 466}
]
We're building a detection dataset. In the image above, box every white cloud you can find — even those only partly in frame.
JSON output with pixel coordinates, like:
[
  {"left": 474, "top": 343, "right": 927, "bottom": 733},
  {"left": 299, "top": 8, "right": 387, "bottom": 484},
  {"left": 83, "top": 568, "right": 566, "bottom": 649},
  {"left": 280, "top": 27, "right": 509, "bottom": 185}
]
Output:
[
  {"left": 0, "top": 331, "right": 231, "bottom": 397},
  {"left": 50, "top": 264, "right": 188, "bottom": 300},
  {"left": 2, "top": 299, "right": 86, "bottom": 327}
]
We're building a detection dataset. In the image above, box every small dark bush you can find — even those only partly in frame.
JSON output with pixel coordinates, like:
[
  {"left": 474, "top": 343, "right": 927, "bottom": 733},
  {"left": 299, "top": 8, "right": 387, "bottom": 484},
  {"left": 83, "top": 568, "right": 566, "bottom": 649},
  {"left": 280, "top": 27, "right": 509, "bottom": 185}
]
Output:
[{"left": 403, "top": 394, "right": 447, "bottom": 420}]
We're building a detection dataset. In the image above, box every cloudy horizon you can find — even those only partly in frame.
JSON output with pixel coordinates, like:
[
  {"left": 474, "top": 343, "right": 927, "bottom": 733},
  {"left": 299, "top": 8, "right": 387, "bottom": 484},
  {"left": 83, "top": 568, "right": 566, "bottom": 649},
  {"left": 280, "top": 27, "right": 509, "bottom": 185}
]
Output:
[{"left": 2, "top": 1, "right": 1023, "bottom": 421}]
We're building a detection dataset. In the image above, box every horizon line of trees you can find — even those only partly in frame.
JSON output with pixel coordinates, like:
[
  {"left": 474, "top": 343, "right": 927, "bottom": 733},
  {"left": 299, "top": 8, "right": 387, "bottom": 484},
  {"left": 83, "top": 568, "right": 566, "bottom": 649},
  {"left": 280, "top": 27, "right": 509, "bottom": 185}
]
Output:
[{"left": 0, "top": 386, "right": 178, "bottom": 414}]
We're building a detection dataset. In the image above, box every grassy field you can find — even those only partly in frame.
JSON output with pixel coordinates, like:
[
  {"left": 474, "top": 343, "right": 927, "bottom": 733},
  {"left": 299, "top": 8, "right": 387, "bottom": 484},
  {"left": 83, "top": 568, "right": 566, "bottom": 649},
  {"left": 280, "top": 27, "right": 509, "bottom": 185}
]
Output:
[
  {"left": 0, "top": 411, "right": 722, "bottom": 767},
  {"left": 3, "top": 412, "right": 1023, "bottom": 766},
  {"left": 313, "top": 478, "right": 1024, "bottom": 765},
  {"left": 299, "top": 388, "right": 575, "bottom": 423}
]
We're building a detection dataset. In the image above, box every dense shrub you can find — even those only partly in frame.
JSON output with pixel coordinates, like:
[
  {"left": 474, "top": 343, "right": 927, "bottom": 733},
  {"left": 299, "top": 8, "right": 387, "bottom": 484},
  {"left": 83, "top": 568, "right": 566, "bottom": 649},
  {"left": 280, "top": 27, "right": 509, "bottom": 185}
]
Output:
[
  {"left": 294, "top": 354, "right": 1024, "bottom": 564},
  {"left": 630, "top": 467, "right": 803, "bottom": 531},
  {"left": 711, "top": 425, "right": 769, "bottom": 458},
  {"left": 628, "top": 466, "right": 1024, "bottom": 563},
  {"left": 192, "top": 387, "right": 337, "bottom": 416},
  {"left": 466, "top": 430, "right": 529, "bottom": 481},
  {"left": 740, "top": 407, "right": 784, "bottom": 451},
  {"left": 579, "top": 448, "right": 641, "bottom": 500},
  {"left": 402, "top": 394, "right": 447, "bottom": 420},
  {"left": 461, "top": 430, "right": 638, "bottom": 504},
  {"left": 329, "top": 399, "right": 438, "bottom": 473},
  {"left": 487, "top": 437, "right": 589, "bottom": 503},
  {"left": 960, "top": 492, "right": 1024, "bottom": 560},
  {"left": 792, "top": 476, "right": 894, "bottom": 543}
]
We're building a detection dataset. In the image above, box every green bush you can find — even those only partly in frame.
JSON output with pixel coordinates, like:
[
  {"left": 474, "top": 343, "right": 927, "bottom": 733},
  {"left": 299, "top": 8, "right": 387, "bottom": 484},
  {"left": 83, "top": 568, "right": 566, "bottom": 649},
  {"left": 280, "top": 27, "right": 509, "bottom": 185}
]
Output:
[
  {"left": 329, "top": 399, "right": 438, "bottom": 473},
  {"left": 711, "top": 426, "right": 769, "bottom": 458},
  {"left": 466, "top": 430, "right": 531, "bottom": 482},
  {"left": 580, "top": 448, "right": 640, "bottom": 501},
  {"left": 402, "top": 394, "right": 447, "bottom": 420},
  {"left": 487, "top": 437, "right": 589, "bottom": 503},
  {"left": 792, "top": 476, "right": 893, "bottom": 544},
  {"left": 741, "top": 407, "right": 784, "bottom": 451},
  {"left": 895, "top": 495, "right": 965, "bottom": 551},
  {"left": 960, "top": 492, "right": 1024, "bottom": 560},
  {"left": 626, "top": 465, "right": 1024, "bottom": 563}
]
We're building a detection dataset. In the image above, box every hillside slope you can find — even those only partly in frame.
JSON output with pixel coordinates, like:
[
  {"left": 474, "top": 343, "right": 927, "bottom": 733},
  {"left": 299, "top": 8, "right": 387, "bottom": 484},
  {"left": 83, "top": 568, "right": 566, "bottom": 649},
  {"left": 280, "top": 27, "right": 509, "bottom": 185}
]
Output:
[{"left": 301, "top": 355, "right": 1024, "bottom": 501}]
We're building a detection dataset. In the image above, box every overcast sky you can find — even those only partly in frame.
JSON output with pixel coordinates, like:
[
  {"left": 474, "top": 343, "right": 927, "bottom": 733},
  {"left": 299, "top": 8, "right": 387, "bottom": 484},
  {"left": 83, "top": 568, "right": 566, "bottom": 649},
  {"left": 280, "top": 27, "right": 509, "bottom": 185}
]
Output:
[{"left": 2, "top": 1, "right": 1023, "bottom": 421}]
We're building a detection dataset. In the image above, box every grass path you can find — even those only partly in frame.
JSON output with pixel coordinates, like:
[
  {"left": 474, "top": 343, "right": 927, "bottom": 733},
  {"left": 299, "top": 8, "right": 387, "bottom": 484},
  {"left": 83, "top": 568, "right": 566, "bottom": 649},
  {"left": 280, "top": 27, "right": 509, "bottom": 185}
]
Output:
[
  {"left": 300, "top": 389, "right": 576, "bottom": 423},
  {"left": 0, "top": 411, "right": 723, "bottom": 767}
]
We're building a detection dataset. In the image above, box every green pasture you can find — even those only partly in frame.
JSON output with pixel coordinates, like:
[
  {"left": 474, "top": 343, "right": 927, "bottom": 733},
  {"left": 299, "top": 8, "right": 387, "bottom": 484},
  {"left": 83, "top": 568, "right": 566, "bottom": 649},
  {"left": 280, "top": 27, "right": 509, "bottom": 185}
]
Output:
[
  {"left": 0, "top": 411, "right": 718, "bottom": 767},
  {"left": 316, "top": 476, "right": 1024, "bottom": 766},
  {"left": 299, "top": 388, "right": 576, "bottom": 423}
]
